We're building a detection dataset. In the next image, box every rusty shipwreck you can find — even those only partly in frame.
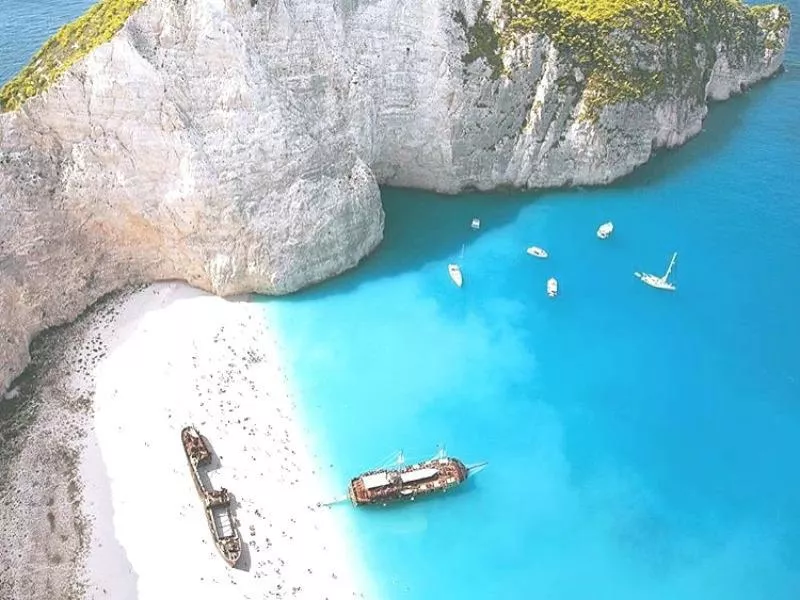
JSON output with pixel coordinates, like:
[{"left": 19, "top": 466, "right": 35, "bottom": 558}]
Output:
[
  {"left": 347, "top": 448, "right": 486, "bottom": 507},
  {"left": 181, "top": 425, "right": 242, "bottom": 567}
]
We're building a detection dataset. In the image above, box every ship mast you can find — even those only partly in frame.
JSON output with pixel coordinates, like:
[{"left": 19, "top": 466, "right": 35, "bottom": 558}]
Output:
[
  {"left": 662, "top": 252, "right": 677, "bottom": 281},
  {"left": 465, "top": 461, "right": 488, "bottom": 475}
]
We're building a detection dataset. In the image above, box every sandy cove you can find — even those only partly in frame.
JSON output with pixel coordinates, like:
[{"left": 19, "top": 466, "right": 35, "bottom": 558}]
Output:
[{"left": 73, "top": 282, "right": 371, "bottom": 599}]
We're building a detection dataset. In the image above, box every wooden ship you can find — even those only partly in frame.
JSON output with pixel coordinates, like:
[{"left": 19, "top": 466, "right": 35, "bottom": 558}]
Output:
[
  {"left": 347, "top": 448, "right": 486, "bottom": 507},
  {"left": 181, "top": 426, "right": 242, "bottom": 567}
]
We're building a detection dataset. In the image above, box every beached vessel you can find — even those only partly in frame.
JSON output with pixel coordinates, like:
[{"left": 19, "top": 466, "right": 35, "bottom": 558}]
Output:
[
  {"left": 547, "top": 277, "right": 559, "bottom": 297},
  {"left": 347, "top": 449, "right": 486, "bottom": 507},
  {"left": 526, "top": 246, "right": 548, "bottom": 258},
  {"left": 597, "top": 221, "right": 614, "bottom": 239},
  {"left": 634, "top": 252, "right": 677, "bottom": 291},
  {"left": 181, "top": 426, "right": 242, "bottom": 568}
]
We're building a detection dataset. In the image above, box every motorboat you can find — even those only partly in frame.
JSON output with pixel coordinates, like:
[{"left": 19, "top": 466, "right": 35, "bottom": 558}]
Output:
[
  {"left": 634, "top": 252, "right": 677, "bottom": 291},
  {"left": 597, "top": 221, "right": 614, "bottom": 239},
  {"left": 448, "top": 244, "right": 465, "bottom": 287},
  {"left": 526, "top": 246, "right": 548, "bottom": 258},
  {"left": 471, "top": 218, "right": 481, "bottom": 230},
  {"left": 448, "top": 263, "right": 463, "bottom": 288},
  {"left": 547, "top": 277, "right": 558, "bottom": 297}
]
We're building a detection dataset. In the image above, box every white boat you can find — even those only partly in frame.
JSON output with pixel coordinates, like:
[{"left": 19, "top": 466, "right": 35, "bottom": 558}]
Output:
[
  {"left": 448, "top": 264, "right": 463, "bottom": 287},
  {"left": 526, "top": 246, "right": 548, "bottom": 258},
  {"left": 547, "top": 277, "right": 558, "bottom": 297},
  {"left": 448, "top": 244, "right": 465, "bottom": 287},
  {"left": 597, "top": 221, "right": 614, "bottom": 239},
  {"left": 634, "top": 252, "right": 677, "bottom": 291},
  {"left": 471, "top": 218, "right": 481, "bottom": 230}
]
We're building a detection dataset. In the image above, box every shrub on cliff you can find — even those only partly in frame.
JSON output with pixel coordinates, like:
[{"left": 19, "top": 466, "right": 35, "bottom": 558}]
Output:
[
  {"left": 0, "top": 0, "right": 147, "bottom": 113},
  {"left": 459, "top": 0, "right": 790, "bottom": 121}
]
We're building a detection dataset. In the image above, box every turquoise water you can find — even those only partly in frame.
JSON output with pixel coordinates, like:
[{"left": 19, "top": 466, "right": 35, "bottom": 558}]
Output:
[
  {"left": 3, "top": 2, "right": 800, "bottom": 598},
  {"left": 265, "top": 7, "right": 800, "bottom": 600}
]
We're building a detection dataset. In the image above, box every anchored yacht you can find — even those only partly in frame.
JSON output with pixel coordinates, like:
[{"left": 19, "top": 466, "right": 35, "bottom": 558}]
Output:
[
  {"left": 526, "top": 246, "right": 548, "bottom": 258},
  {"left": 597, "top": 221, "right": 614, "bottom": 239},
  {"left": 448, "top": 263, "right": 463, "bottom": 287},
  {"left": 348, "top": 448, "right": 487, "bottom": 507},
  {"left": 547, "top": 277, "right": 558, "bottom": 297},
  {"left": 635, "top": 252, "right": 678, "bottom": 291}
]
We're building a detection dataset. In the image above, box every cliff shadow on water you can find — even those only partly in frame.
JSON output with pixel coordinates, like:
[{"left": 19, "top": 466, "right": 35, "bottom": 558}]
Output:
[
  {"left": 281, "top": 75, "right": 781, "bottom": 303},
  {"left": 273, "top": 51, "right": 794, "bottom": 303},
  {"left": 611, "top": 70, "right": 787, "bottom": 191},
  {"left": 284, "top": 186, "right": 532, "bottom": 300}
]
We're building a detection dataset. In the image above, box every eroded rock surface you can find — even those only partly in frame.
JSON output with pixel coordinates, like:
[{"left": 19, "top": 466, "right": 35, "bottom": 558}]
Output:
[{"left": 0, "top": 0, "right": 791, "bottom": 392}]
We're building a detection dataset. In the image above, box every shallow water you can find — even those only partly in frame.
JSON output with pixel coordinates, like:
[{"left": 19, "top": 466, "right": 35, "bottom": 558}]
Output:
[{"left": 265, "top": 4, "right": 800, "bottom": 598}]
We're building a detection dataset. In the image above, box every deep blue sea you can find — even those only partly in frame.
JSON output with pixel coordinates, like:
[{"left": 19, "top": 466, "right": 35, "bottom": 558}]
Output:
[{"left": 4, "top": 1, "right": 800, "bottom": 598}]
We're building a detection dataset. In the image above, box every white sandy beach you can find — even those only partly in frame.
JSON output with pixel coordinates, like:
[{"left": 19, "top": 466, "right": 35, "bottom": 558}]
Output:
[{"left": 74, "top": 282, "right": 371, "bottom": 600}]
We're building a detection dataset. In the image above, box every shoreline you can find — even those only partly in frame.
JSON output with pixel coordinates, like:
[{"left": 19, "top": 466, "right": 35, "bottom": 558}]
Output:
[
  {"left": 0, "top": 287, "right": 126, "bottom": 599},
  {"left": 1, "top": 282, "right": 372, "bottom": 600}
]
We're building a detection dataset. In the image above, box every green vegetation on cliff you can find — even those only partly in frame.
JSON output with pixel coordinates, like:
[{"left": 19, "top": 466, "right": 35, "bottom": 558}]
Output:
[
  {"left": 454, "top": 3, "right": 504, "bottom": 79},
  {"left": 457, "top": 0, "right": 790, "bottom": 121},
  {"left": 751, "top": 3, "right": 792, "bottom": 48},
  {"left": 0, "top": 0, "right": 147, "bottom": 113}
]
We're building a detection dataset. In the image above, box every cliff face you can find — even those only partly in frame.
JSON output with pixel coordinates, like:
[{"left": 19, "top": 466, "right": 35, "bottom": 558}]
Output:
[{"left": 0, "top": 0, "right": 791, "bottom": 391}]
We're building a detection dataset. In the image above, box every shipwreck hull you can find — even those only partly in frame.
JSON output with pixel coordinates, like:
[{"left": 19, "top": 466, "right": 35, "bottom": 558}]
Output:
[{"left": 180, "top": 426, "right": 243, "bottom": 567}]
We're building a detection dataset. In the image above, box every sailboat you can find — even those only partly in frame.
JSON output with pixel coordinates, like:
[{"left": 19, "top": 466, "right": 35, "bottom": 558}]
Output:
[
  {"left": 634, "top": 252, "right": 678, "bottom": 291},
  {"left": 448, "top": 244, "right": 464, "bottom": 288}
]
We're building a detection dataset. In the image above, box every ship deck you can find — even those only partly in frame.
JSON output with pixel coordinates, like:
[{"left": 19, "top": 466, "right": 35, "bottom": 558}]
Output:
[
  {"left": 349, "top": 457, "right": 468, "bottom": 506},
  {"left": 180, "top": 426, "right": 242, "bottom": 567}
]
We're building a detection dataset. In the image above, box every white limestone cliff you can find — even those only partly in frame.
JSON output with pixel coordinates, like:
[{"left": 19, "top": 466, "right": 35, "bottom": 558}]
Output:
[{"left": 0, "top": 0, "right": 791, "bottom": 392}]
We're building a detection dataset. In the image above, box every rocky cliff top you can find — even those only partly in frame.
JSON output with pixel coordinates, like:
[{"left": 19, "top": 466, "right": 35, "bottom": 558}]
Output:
[
  {"left": 496, "top": 0, "right": 791, "bottom": 120},
  {"left": 0, "top": 0, "right": 791, "bottom": 393},
  {"left": 0, "top": 0, "right": 148, "bottom": 112},
  {"left": 1, "top": 0, "right": 791, "bottom": 116}
]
